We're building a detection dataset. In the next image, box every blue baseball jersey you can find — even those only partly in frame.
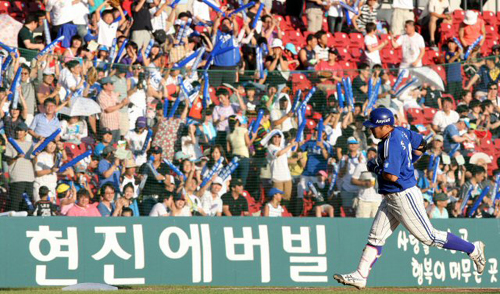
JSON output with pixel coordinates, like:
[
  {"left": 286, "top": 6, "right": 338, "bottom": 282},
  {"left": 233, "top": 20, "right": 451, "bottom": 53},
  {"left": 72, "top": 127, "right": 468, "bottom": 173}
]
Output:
[{"left": 377, "top": 127, "right": 423, "bottom": 194}]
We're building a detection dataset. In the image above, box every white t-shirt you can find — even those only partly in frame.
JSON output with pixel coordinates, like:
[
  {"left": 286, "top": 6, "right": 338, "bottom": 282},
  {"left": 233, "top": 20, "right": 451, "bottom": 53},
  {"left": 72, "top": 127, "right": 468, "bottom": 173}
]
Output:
[
  {"left": 327, "top": 1, "right": 343, "bottom": 17},
  {"left": 192, "top": 0, "right": 212, "bottom": 22},
  {"left": 364, "top": 34, "right": 381, "bottom": 65},
  {"left": 181, "top": 136, "right": 203, "bottom": 160},
  {"left": 97, "top": 19, "right": 119, "bottom": 47},
  {"left": 432, "top": 110, "right": 459, "bottom": 132},
  {"left": 200, "top": 191, "right": 223, "bottom": 216},
  {"left": 340, "top": 153, "right": 366, "bottom": 193},
  {"left": 270, "top": 109, "right": 294, "bottom": 132},
  {"left": 120, "top": 175, "right": 140, "bottom": 199},
  {"left": 396, "top": 33, "right": 425, "bottom": 68},
  {"left": 46, "top": 0, "right": 75, "bottom": 26},
  {"left": 266, "top": 202, "right": 284, "bottom": 217},
  {"left": 125, "top": 130, "right": 149, "bottom": 166},
  {"left": 314, "top": 45, "right": 329, "bottom": 62},
  {"left": 421, "top": 0, "right": 449, "bottom": 19},
  {"left": 149, "top": 202, "right": 170, "bottom": 216},
  {"left": 72, "top": 0, "right": 90, "bottom": 26},
  {"left": 267, "top": 144, "right": 292, "bottom": 182},
  {"left": 352, "top": 164, "right": 382, "bottom": 202},
  {"left": 392, "top": 0, "right": 413, "bottom": 9},
  {"left": 150, "top": 5, "right": 168, "bottom": 32},
  {"left": 34, "top": 152, "right": 58, "bottom": 193}
]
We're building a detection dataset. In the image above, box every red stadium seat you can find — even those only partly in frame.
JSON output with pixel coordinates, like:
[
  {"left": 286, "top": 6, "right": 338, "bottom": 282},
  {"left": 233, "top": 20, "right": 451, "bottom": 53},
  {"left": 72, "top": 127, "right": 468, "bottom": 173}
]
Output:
[
  {"left": 27, "top": 1, "right": 43, "bottom": 12},
  {"left": 349, "top": 47, "right": 363, "bottom": 62},
  {"left": 337, "top": 47, "right": 351, "bottom": 61},
  {"left": 339, "top": 61, "right": 357, "bottom": 78},
  {"left": 453, "top": 10, "right": 465, "bottom": 24},
  {"left": 0, "top": 1, "right": 10, "bottom": 14},
  {"left": 333, "top": 32, "right": 349, "bottom": 47},
  {"left": 11, "top": 1, "right": 25, "bottom": 13},
  {"left": 380, "top": 48, "right": 399, "bottom": 64},
  {"left": 326, "top": 32, "right": 335, "bottom": 47},
  {"left": 291, "top": 73, "right": 313, "bottom": 92},
  {"left": 431, "top": 65, "right": 447, "bottom": 85},
  {"left": 285, "top": 30, "right": 305, "bottom": 48},
  {"left": 494, "top": 138, "right": 500, "bottom": 150},
  {"left": 483, "top": 11, "right": 497, "bottom": 26},
  {"left": 349, "top": 32, "right": 364, "bottom": 48},
  {"left": 379, "top": 34, "right": 393, "bottom": 49},
  {"left": 208, "top": 87, "right": 219, "bottom": 105},
  {"left": 439, "top": 23, "right": 454, "bottom": 44},
  {"left": 423, "top": 108, "right": 437, "bottom": 122},
  {"left": 479, "top": 137, "right": 495, "bottom": 152},
  {"left": 485, "top": 25, "right": 498, "bottom": 40},
  {"left": 424, "top": 49, "right": 440, "bottom": 65},
  {"left": 406, "top": 108, "right": 425, "bottom": 125}
]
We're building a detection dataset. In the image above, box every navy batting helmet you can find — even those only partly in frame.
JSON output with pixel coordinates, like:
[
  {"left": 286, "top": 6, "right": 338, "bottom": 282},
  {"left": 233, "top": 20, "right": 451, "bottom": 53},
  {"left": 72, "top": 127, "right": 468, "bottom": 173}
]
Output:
[{"left": 363, "top": 108, "right": 394, "bottom": 128}]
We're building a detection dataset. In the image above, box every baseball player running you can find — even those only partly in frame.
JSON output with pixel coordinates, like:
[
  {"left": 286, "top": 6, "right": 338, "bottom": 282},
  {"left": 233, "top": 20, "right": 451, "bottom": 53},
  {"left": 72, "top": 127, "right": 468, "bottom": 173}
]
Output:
[{"left": 333, "top": 108, "right": 486, "bottom": 289}]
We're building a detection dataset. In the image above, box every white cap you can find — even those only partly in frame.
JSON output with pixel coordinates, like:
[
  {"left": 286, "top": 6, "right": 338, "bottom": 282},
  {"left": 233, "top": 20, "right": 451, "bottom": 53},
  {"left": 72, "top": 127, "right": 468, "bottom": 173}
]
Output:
[
  {"left": 271, "top": 38, "right": 284, "bottom": 50},
  {"left": 213, "top": 177, "right": 224, "bottom": 186},
  {"left": 463, "top": 10, "right": 478, "bottom": 25}
]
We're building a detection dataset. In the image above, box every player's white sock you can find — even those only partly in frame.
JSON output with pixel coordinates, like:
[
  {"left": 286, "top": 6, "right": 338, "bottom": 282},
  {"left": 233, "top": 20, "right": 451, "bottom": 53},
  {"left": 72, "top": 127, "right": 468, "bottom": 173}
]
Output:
[{"left": 357, "top": 244, "right": 382, "bottom": 278}]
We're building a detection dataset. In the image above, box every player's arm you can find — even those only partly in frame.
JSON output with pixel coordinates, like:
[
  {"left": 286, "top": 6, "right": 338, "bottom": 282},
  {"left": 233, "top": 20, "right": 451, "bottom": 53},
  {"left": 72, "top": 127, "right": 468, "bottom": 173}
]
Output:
[{"left": 382, "top": 173, "right": 399, "bottom": 182}]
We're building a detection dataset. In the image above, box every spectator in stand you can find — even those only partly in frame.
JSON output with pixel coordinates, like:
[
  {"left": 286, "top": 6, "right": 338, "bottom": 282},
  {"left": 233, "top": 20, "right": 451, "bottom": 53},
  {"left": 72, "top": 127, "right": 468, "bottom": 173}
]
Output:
[
  {"left": 149, "top": 192, "right": 172, "bottom": 217},
  {"left": 459, "top": 11, "right": 486, "bottom": 48},
  {"left": 391, "top": 0, "right": 414, "bottom": 35},
  {"left": 18, "top": 15, "right": 45, "bottom": 51},
  {"left": 222, "top": 179, "right": 250, "bottom": 216},
  {"left": 198, "top": 176, "right": 224, "bottom": 217},
  {"left": 429, "top": 193, "right": 450, "bottom": 219},
  {"left": 33, "top": 141, "right": 67, "bottom": 203},
  {"left": 210, "top": 14, "right": 241, "bottom": 87},
  {"left": 37, "top": 70, "right": 60, "bottom": 113},
  {"left": 98, "top": 145, "right": 123, "bottom": 191},
  {"left": 125, "top": 117, "right": 150, "bottom": 166},
  {"left": 227, "top": 116, "right": 253, "bottom": 186},
  {"left": 391, "top": 20, "right": 425, "bottom": 69},
  {"left": 110, "top": 66, "right": 130, "bottom": 137},
  {"left": 443, "top": 117, "right": 470, "bottom": 155},
  {"left": 61, "top": 115, "right": 88, "bottom": 145},
  {"left": 33, "top": 186, "right": 58, "bottom": 216},
  {"left": 316, "top": 48, "right": 343, "bottom": 92},
  {"left": 138, "top": 146, "right": 171, "bottom": 215},
  {"left": 445, "top": 38, "right": 463, "bottom": 100},
  {"left": 465, "top": 58, "right": 500, "bottom": 99},
  {"left": 352, "top": 0, "right": 378, "bottom": 34},
  {"left": 97, "top": 183, "right": 116, "bottom": 217},
  {"left": 98, "top": 77, "right": 130, "bottom": 143},
  {"left": 326, "top": 0, "right": 343, "bottom": 33},
  {"left": 432, "top": 97, "right": 459, "bottom": 132},
  {"left": 265, "top": 39, "right": 290, "bottom": 87},
  {"left": 264, "top": 130, "right": 297, "bottom": 207},
  {"left": 299, "top": 34, "right": 318, "bottom": 70},
  {"left": 19, "top": 64, "right": 38, "bottom": 126},
  {"left": 96, "top": 1, "right": 126, "bottom": 47},
  {"left": 338, "top": 137, "right": 366, "bottom": 216},
  {"left": 213, "top": 88, "right": 245, "bottom": 147},
  {"left": 418, "top": 0, "right": 451, "bottom": 49},
  {"left": 283, "top": 43, "right": 300, "bottom": 70},
  {"left": 130, "top": 0, "right": 154, "bottom": 49},
  {"left": 351, "top": 147, "right": 381, "bottom": 218},
  {"left": 352, "top": 63, "right": 370, "bottom": 104},
  {"left": 261, "top": 15, "right": 280, "bottom": 46},
  {"left": 270, "top": 94, "right": 295, "bottom": 133},
  {"left": 0, "top": 88, "right": 28, "bottom": 139},
  {"left": 263, "top": 188, "right": 285, "bottom": 217},
  {"left": 297, "top": 128, "right": 334, "bottom": 213},
  {"left": 29, "top": 98, "right": 61, "bottom": 142},
  {"left": 5, "top": 122, "right": 35, "bottom": 212},
  {"left": 305, "top": 0, "right": 325, "bottom": 33},
  {"left": 363, "top": 23, "right": 388, "bottom": 68},
  {"left": 46, "top": 0, "right": 76, "bottom": 36},
  {"left": 314, "top": 30, "right": 329, "bottom": 62},
  {"left": 170, "top": 192, "right": 192, "bottom": 217},
  {"left": 63, "top": 35, "right": 84, "bottom": 63},
  {"left": 67, "top": 189, "right": 101, "bottom": 217},
  {"left": 457, "top": 165, "right": 487, "bottom": 216},
  {"left": 482, "top": 100, "right": 500, "bottom": 139}
]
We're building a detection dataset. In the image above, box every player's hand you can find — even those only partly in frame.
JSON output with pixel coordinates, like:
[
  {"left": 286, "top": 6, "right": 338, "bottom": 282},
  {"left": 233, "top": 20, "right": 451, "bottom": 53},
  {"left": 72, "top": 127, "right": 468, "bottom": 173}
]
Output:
[{"left": 367, "top": 159, "right": 382, "bottom": 175}]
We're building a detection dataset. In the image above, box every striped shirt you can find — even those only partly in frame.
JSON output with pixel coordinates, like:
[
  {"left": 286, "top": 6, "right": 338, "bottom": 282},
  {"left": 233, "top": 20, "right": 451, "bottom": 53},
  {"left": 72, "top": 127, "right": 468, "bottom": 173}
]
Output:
[
  {"left": 356, "top": 5, "right": 378, "bottom": 32},
  {"left": 98, "top": 90, "right": 121, "bottom": 131}
]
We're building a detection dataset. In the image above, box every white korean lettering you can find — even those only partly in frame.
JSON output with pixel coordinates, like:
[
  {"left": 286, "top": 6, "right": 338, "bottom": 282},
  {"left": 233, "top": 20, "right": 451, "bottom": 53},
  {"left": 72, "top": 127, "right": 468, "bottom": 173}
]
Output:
[
  {"left": 290, "top": 257, "right": 328, "bottom": 282},
  {"left": 461, "top": 259, "right": 471, "bottom": 283},
  {"left": 26, "top": 226, "right": 78, "bottom": 286},
  {"left": 398, "top": 231, "right": 408, "bottom": 252},
  {"left": 423, "top": 258, "right": 433, "bottom": 285},
  {"left": 488, "top": 258, "right": 498, "bottom": 284},
  {"left": 434, "top": 261, "right": 446, "bottom": 282},
  {"left": 224, "top": 225, "right": 270, "bottom": 283},
  {"left": 411, "top": 257, "right": 423, "bottom": 285}
]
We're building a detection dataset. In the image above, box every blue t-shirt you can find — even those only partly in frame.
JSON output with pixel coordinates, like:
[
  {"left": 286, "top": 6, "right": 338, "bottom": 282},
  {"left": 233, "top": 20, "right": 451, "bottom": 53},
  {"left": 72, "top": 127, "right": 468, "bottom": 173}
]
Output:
[
  {"left": 445, "top": 52, "right": 462, "bottom": 83},
  {"left": 476, "top": 65, "right": 499, "bottom": 92},
  {"left": 97, "top": 202, "right": 116, "bottom": 217},
  {"left": 443, "top": 123, "right": 460, "bottom": 153},
  {"left": 377, "top": 127, "right": 422, "bottom": 194},
  {"left": 97, "top": 159, "right": 121, "bottom": 190},
  {"left": 300, "top": 140, "right": 334, "bottom": 176},
  {"left": 213, "top": 31, "right": 241, "bottom": 67}
]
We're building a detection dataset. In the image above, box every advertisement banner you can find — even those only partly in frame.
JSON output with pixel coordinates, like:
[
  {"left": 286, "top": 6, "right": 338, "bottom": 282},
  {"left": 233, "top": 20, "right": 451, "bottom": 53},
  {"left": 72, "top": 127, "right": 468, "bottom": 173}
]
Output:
[{"left": 0, "top": 218, "right": 498, "bottom": 288}]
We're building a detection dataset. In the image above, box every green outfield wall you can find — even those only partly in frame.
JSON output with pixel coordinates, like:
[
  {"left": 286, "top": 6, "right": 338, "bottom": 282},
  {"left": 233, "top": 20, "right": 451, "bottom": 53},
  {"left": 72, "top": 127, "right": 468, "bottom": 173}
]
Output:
[{"left": 0, "top": 218, "right": 498, "bottom": 288}]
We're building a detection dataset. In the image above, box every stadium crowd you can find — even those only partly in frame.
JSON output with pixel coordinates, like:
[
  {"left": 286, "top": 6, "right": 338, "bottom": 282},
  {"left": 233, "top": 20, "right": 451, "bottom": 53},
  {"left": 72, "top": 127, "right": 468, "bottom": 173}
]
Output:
[{"left": 0, "top": 0, "right": 499, "bottom": 218}]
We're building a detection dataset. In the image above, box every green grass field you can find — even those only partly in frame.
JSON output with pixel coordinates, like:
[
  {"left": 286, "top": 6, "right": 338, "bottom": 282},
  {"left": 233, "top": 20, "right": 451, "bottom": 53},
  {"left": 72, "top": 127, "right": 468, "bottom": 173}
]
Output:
[{"left": 1, "top": 286, "right": 499, "bottom": 294}]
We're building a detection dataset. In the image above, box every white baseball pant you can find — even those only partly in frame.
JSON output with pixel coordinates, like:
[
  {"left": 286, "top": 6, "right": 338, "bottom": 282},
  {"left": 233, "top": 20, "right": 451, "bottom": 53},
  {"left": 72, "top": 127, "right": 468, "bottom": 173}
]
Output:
[{"left": 367, "top": 186, "right": 448, "bottom": 247}]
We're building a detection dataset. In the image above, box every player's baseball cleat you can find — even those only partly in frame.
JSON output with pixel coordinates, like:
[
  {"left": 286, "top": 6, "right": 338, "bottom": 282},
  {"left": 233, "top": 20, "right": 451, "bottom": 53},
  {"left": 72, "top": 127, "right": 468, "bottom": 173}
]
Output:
[
  {"left": 333, "top": 271, "right": 367, "bottom": 290},
  {"left": 469, "top": 241, "right": 486, "bottom": 275}
]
